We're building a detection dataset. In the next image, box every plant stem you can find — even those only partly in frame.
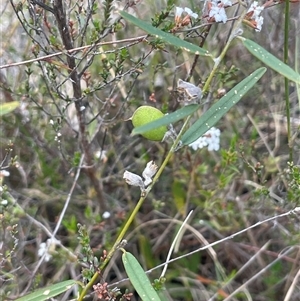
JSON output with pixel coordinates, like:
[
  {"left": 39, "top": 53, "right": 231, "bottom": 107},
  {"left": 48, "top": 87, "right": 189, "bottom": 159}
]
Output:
[
  {"left": 284, "top": 0, "right": 292, "bottom": 162},
  {"left": 202, "top": 6, "right": 248, "bottom": 94},
  {"left": 78, "top": 113, "right": 192, "bottom": 300},
  {"left": 78, "top": 7, "right": 250, "bottom": 300}
]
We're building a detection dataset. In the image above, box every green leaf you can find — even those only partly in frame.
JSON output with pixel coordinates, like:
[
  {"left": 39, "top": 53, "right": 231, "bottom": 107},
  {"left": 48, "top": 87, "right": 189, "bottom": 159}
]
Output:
[
  {"left": 241, "top": 38, "right": 300, "bottom": 84},
  {"left": 132, "top": 104, "right": 200, "bottom": 137},
  {"left": 122, "top": 251, "right": 162, "bottom": 301},
  {"left": 181, "top": 67, "right": 267, "bottom": 145},
  {"left": 0, "top": 101, "right": 20, "bottom": 116},
  {"left": 119, "top": 11, "right": 211, "bottom": 57},
  {"left": 14, "top": 280, "right": 78, "bottom": 301},
  {"left": 172, "top": 180, "right": 186, "bottom": 216}
]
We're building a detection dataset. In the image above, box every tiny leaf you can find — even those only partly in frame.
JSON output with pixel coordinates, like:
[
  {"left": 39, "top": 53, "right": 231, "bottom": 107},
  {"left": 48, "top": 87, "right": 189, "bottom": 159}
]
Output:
[
  {"left": 181, "top": 67, "right": 267, "bottom": 145},
  {"left": 241, "top": 38, "right": 300, "bottom": 84},
  {"left": 14, "top": 280, "right": 78, "bottom": 301},
  {"left": 132, "top": 104, "right": 200, "bottom": 136},
  {"left": 119, "top": 11, "right": 211, "bottom": 57},
  {"left": 122, "top": 251, "right": 161, "bottom": 301}
]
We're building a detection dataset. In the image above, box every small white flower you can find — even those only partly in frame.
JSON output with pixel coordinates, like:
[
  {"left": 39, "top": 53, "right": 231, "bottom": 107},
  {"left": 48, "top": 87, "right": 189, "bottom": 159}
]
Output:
[
  {"left": 80, "top": 106, "right": 86, "bottom": 111},
  {"left": 123, "top": 161, "right": 159, "bottom": 190},
  {"left": 184, "top": 7, "right": 198, "bottom": 19},
  {"left": 57, "top": 132, "right": 62, "bottom": 137},
  {"left": 255, "top": 16, "right": 264, "bottom": 32},
  {"left": 102, "top": 211, "right": 111, "bottom": 219},
  {"left": 123, "top": 171, "right": 145, "bottom": 189},
  {"left": 209, "top": 4, "right": 228, "bottom": 23},
  {"left": 206, "top": 127, "right": 221, "bottom": 151},
  {"left": 0, "top": 186, "right": 3, "bottom": 192},
  {"left": 175, "top": 6, "right": 184, "bottom": 18},
  {"left": 38, "top": 238, "right": 60, "bottom": 262},
  {"left": 247, "top": 1, "right": 264, "bottom": 17},
  {"left": 175, "top": 6, "right": 198, "bottom": 19},
  {"left": 142, "top": 161, "right": 158, "bottom": 186},
  {"left": 189, "top": 137, "right": 208, "bottom": 151},
  {"left": 1, "top": 199, "right": 8, "bottom": 206},
  {"left": 189, "top": 127, "right": 221, "bottom": 151},
  {"left": 246, "top": 1, "right": 264, "bottom": 32},
  {"left": 0, "top": 170, "right": 10, "bottom": 177},
  {"left": 95, "top": 150, "right": 108, "bottom": 163},
  {"left": 38, "top": 243, "right": 49, "bottom": 260},
  {"left": 38, "top": 242, "right": 52, "bottom": 262},
  {"left": 49, "top": 119, "right": 54, "bottom": 125}
]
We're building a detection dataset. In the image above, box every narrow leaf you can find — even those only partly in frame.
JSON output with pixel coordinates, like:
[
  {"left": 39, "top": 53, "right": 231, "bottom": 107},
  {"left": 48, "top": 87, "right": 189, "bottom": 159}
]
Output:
[
  {"left": 132, "top": 104, "right": 200, "bottom": 136},
  {"left": 241, "top": 38, "right": 300, "bottom": 84},
  {"left": 181, "top": 67, "right": 267, "bottom": 145},
  {"left": 122, "top": 251, "right": 161, "bottom": 301},
  {"left": 0, "top": 101, "right": 20, "bottom": 116},
  {"left": 172, "top": 180, "right": 186, "bottom": 216},
  {"left": 14, "top": 280, "right": 78, "bottom": 301},
  {"left": 119, "top": 11, "right": 211, "bottom": 57}
]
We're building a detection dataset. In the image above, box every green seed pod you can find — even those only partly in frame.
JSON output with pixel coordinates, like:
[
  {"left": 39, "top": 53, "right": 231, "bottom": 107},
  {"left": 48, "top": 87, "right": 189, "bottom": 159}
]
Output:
[{"left": 131, "top": 106, "right": 167, "bottom": 141}]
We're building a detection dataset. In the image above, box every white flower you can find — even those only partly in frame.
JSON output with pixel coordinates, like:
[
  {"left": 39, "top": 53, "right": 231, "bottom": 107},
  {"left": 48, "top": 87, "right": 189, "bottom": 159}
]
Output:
[
  {"left": 38, "top": 242, "right": 52, "bottom": 262},
  {"left": 189, "top": 127, "right": 221, "bottom": 151},
  {"left": 142, "top": 161, "right": 158, "bottom": 186},
  {"left": 247, "top": 1, "right": 264, "bottom": 17},
  {"left": 102, "top": 211, "right": 111, "bottom": 219},
  {"left": 94, "top": 150, "right": 108, "bottom": 163},
  {"left": 49, "top": 119, "right": 54, "bottom": 125},
  {"left": 183, "top": 7, "right": 198, "bottom": 19},
  {"left": 0, "top": 170, "right": 10, "bottom": 177},
  {"left": 37, "top": 238, "right": 60, "bottom": 262},
  {"left": 255, "top": 16, "right": 264, "bottom": 32},
  {"left": 209, "top": 4, "right": 228, "bottom": 23},
  {"left": 1, "top": 199, "right": 8, "bottom": 206},
  {"left": 189, "top": 137, "right": 208, "bottom": 151},
  {"left": 246, "top": 1, "right": 264, "bottom": 32},
  {"left": 123, "top": 161, "right": 158, "bottom": 190},
  {"left": 123, "top": 171, "right": 145, "bottom": 189},
  {"left": 175, "top": 6, "right": 184, "bottom": 18},
  {"left": 175, "top": 6, "right": 198, "bottom": 19}
]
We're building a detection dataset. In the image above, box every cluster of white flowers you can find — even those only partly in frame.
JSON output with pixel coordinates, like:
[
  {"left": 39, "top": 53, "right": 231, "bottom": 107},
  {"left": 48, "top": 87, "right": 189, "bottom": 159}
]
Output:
[
  {"left": 37, "top": 238, "right": 61, "bottom": 262},
  {"left": 54, "top": 132, "right": 62, "bottom": 142},
  {"left": 204, "top": 0, "right": 264, "bottom": 31},
  {"left": 123, "top": 161, "right": 158, "bottom": 191},
  {"left": 189, "top": 127, "right": 221, "bottom": 151},
  {"left": 246, "top": 1, "right": 264, "bottom": 32},
  {"left": 208, "top": 0, "right": 232, "bottom": 24}
]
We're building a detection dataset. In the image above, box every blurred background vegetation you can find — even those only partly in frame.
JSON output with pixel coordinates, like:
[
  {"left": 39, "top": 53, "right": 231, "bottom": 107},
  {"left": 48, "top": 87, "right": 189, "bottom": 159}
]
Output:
[{"left": 0, "top": 0, "right": 300, "bottom": 300}]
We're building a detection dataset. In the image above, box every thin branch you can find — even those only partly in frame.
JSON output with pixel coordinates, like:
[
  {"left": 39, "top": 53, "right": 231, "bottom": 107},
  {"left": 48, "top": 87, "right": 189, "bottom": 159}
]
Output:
[
  {"left": 0, "top": 35, "right": 147, "bottom": 70},
  {"left": 53, "top": 0, "right": 107, "bottom": 211}
]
